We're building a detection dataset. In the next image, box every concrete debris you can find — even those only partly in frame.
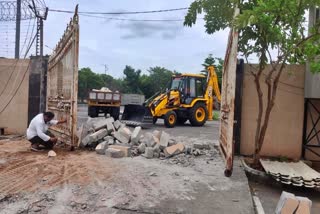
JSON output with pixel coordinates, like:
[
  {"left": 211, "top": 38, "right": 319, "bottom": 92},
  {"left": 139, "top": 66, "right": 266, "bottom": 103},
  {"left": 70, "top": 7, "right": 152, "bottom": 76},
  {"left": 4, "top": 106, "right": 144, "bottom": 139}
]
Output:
[
  {"left": 193, "top": 142, "right": 210, "bottom": 150},
  {"left": 113, "top": 120, "right": 123, "bottom": 130},
  {"left": 192, "top": 149, "right": 202, "bottom": 156},
  {"left": 168, "top": 139, "right": 177, "bottom": 147},
  {"left": 91, "top": 129, "right": 108, "bottom": 142},
  {"left": 107, "top": 139, "right": 115, "bottom": 145},
  {"left": 152, "top": 130, "right": 161, "bottom": 140},
  {"left": 105, "top": 148, "right": 124, "bottom": 158},
  {"left": 144, "top": 147, "right": 154, "bottom": 159},
  {"left": 95, "top": 141, "right": 107, "bottom": 155},
  {"left": 93, "top": 117, "right": 114, "bottom": 131},
  {"left": 275, "top": 191, "right": 299, "bottom": 214},
  {"left": 109, "top": 145, "right": 131, "bottom": 157},
  {"left": 138, "top": 143, "right": 146, "bottom": 154},
  {"left": 114, "top": 131, "right": 130, "bottom": 144},
  {"left": 164, "top": 143, "right": 185, "bottom": 157},
  {"left": 48, "top": 150, "right": 56, "bottom": 157},
  {"left": 153, "top": 144, "right": 161, "bottom": 158},
  {"left": 104, "top": 136, "right": 114, "bottom": 141},
  {"left": 159, "top": 131, "right": 170, "bottom": 150},
  {"left": 131, "top": 126, "right": 142, "bottom": 145},
  {"left": 106, "top": 121, "right": 115, "bottom": 134}
]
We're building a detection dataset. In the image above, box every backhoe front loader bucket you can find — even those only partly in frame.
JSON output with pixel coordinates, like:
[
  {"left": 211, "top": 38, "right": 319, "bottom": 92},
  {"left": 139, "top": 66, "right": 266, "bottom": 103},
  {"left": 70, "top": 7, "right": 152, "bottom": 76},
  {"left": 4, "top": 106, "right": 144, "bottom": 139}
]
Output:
[{"left": 121, "top": 104, "right": 153, "bottom": 128}]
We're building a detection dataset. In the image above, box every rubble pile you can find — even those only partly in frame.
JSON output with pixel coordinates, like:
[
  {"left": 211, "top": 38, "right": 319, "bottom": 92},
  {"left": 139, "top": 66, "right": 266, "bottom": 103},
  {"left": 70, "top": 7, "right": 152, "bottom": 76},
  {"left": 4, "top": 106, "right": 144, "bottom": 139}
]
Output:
[{"left": 80, "top": 117, "right": 215, "bottom": 160}]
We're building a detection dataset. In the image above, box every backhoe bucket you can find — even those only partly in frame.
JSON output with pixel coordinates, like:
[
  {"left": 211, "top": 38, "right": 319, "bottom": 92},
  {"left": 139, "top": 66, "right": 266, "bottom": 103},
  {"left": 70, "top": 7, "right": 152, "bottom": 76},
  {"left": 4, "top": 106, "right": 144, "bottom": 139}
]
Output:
[{"left": 121, "top": 104, "right": 153, "bottom": 128}]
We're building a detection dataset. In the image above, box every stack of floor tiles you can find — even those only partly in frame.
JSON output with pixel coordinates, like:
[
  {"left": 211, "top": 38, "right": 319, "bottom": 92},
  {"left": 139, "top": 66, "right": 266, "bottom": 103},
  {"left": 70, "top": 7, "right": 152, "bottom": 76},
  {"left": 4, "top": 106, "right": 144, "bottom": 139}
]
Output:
[{"left": 260, "top": 160, "right": 320, "bottom": 188}]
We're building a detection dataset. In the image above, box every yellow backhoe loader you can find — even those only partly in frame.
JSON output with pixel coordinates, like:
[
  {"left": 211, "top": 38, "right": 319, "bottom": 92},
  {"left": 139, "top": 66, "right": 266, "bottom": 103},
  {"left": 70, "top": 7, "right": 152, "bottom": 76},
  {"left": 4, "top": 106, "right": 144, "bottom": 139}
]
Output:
[{"left": 121, "top": 66, "right": 221, "bottom": 128}]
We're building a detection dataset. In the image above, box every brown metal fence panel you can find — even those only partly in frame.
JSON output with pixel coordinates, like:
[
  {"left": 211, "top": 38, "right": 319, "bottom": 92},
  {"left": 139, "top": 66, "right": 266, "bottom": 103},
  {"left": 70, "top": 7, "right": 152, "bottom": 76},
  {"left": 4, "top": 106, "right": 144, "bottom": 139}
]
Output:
[
  {"left": 46, "top": 6, "right": 79, "bottom": 147},
  {"left": 219, "top": 8, "right": 239, "bottom": 177}
]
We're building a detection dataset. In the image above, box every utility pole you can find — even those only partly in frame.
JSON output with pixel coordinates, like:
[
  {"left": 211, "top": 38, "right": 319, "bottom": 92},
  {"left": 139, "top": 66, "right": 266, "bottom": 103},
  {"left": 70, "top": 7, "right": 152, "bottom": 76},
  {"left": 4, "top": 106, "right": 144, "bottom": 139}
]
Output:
[
  {"left": 15, "top": 0, "right": 21, "bottom": 59},
  {"left": 103, "top": 64, "right": 108, "bottom": 86}
]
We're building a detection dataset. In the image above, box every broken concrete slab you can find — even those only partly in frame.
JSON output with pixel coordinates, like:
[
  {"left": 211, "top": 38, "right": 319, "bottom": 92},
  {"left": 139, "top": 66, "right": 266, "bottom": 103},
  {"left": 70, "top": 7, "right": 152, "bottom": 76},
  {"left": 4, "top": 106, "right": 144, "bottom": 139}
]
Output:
[
  {"left": 109, "top": 145, "right": 131, "bottom": 157},
  {"left": 113, "top": 130, "right": 130, "bottom": 144},
  {"left": 159, "top": 131, "right": 170, "bottom": 150},
  {"left": 95, "top": 141, "right": 107, "bottom": 155},
  {"left": 107, "top": 139, "right": 115, "bottom": 145},
  {"left": 152, "top": 130, "right": 161, "bottom": 140},
  {"left": 144, "top": 147, "right": 154, "bottom": 159},
  {"left": 295, "top": 197, "right": 312, "bottom": 214},
  {"left": 81, "top": 135, "right": 94, "bottom": 147},
  {"left": 113, "top": 120, "right": 123, "bottom": 130},
  {"left": 193, "top": 142, "right": 210, "bottom": 150},
  {"left": 103, "top": 136, "right": 114, "bottom": 141},
  {"left": 138, "top": 143, "right": 146, "bottom": 154},
  {"left": 106, "top": 121, "right": 115, "bottom": 134},
  {"left": 141, "top": 132, "right": 156, "bottom": 147},
  {"left": 119, "top": 126, "right": 132, "bottom": 137},
  {"left": 91, "top": 129, "right": 108, "bottom": 142},
  {"left": 164, "top": 143, "right": 185, "bottom": 157},
  {"left": 105, "top": 148, "right": 124, "bottom": 158},
  {"left": 153, "top": 144, "right": 160, "bottom": 157},
  {"left": 275, "top": 191, "right": 299, "bottom": 214},
  {"left": 93, "top": 117, "right": 115, "bottom": 131},
  {"left": 168, "top": 139, "right": 177, "bottom": 147},
  {"left": 131, "top": 126, "right": 142, "bottom": 145}
]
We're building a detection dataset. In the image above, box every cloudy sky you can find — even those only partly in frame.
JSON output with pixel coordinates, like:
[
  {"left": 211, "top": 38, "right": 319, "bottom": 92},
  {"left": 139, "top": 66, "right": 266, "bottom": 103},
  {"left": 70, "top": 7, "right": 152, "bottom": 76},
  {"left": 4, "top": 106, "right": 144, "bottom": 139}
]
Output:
[{"left": 44, "top": 0, "right": 229, "bottom": 78}]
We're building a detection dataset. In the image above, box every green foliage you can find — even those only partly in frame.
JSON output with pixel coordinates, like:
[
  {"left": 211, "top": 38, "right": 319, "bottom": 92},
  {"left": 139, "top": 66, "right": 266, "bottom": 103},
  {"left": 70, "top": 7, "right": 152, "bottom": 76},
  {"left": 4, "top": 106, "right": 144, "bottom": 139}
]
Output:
[
  {"left": 212, "top": 111, "right": 220, "bottom": 120},
  {"left": 184, "top": 0, "right": 320, "bottom": 71},
  {"left": 123, "top": 66, "right": 142, "bottom": 94}
]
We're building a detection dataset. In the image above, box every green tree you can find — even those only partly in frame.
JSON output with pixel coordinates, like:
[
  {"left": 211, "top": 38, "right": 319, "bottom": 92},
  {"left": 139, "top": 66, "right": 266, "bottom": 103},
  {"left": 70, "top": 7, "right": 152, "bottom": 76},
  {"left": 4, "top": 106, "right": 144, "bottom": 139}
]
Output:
[
  {"left": 202, "top": 54, "right": 223, "bottom": 89},
  {"left": 123, "top": 65, "right": 142, "bottom": 93},
  {"left": 78, "top": 67, "right": 104, "bottom": 102},
  {"left": 185, "top": 0, "right": 320, "bottom": 164}
]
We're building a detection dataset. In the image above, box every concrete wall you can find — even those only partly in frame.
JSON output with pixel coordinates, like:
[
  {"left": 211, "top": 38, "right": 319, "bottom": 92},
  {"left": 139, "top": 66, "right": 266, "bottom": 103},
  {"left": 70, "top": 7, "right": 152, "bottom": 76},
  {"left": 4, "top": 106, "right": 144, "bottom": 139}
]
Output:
[
  {"left": 0, "top": 58, "right": 30, "bottom": 134},
  {"left": 240, "top": 64, "right": 305, "bottom": 160}
]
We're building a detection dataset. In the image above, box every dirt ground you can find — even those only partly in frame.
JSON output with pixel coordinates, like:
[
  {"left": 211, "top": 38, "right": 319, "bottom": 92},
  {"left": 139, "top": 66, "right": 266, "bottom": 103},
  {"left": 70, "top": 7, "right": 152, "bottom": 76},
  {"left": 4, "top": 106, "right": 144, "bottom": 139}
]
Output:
[{"left": 0, "top": 118, "right": 254, "bottom": 214}]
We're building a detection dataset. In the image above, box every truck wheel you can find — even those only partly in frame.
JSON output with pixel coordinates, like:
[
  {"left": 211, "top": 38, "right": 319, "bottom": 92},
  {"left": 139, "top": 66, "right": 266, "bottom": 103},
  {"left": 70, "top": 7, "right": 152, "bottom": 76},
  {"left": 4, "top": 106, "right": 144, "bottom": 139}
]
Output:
[
  {"left": 164, "top": 111, "right": 177, "bottom": 128},
  {"left": 189, "top": 102, "right": 208, "bottom": 126},
  {"left": 88, "top": 106, "right": 98, "bottom": 117},
  {"left": 110, "top": 107, "right": 120, "bottom": 120}
]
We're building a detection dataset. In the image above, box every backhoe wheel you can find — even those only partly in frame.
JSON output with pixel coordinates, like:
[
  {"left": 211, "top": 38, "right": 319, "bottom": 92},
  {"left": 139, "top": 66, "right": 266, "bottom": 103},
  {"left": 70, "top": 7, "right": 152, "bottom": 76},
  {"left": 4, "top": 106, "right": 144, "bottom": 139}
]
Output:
[
  {"left": 177, "top": 118, "right": 188, "bottom": 125},
  {"left": 153, "top": 117, "right": 158, "bottom": 124},
  {"left": 164, "top": 111, "right": 177, "bottom": 128},
  {"left": 189, "top": 102, "right": 208, "bottom": 126}
]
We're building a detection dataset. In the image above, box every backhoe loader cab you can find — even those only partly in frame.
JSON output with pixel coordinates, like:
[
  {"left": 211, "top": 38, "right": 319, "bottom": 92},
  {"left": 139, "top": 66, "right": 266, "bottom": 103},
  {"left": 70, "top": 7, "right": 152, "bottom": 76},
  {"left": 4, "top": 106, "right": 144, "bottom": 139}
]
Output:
[{"left": 121, "top": 66, "right": 221, "bottom": 128}]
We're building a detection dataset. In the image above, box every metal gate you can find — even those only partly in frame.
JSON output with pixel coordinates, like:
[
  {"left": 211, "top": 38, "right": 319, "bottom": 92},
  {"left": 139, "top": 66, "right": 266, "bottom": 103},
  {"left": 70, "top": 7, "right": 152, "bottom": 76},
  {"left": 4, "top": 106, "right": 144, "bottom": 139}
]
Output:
[
  {"left": 302, "top": 99, "right": 320, "bottom": 159},
  {"left": 46, "top": 6, "right": 79, "bottom": 147},
  {"left": 219, "top": 8, "right": 239, "bottom": 177}
]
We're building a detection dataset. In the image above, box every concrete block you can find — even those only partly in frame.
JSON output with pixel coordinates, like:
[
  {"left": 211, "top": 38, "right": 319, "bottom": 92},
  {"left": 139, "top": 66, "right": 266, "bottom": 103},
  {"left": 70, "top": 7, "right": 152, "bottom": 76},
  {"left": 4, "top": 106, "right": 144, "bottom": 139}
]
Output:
[
  {"left": 93, "top": 118, "right": 114, "bottom": 131},
  {"left": 164, "top": 143, "right": 185, "bottom": 157},
  {"left": 144, "top": 147, "right": 154, "bottom": 159},
  {"left": 105, "top": 148, "right": 124, "bottom": 158},
  {"left": 275, "top": 191, "right": 299, "bottom": 214},
  {"left": 109, "top": 145, "right": 131, "bottom": 157},
  {"left": 168, "top": 139, "right": 177, "bottom": 147},
  {"left": 106, "top": 121, "right": 115, "bottom": 134},
  {"left": 152, "top": 130, "right": 161, "bottom": 140},
  {"left": 95, "top": 141, "right": 107, "bottom": 155},
  {"left": 138, "top": 143, "right": 146, "bottom": 154},
  {"left": 193, "top": 142, "right": 210, "bottom": 150},
  {"left": 107, "top": 139, "right": 115, "bottom": 145},
  {"left": 113, "top": 120, "right": 123, "bottom": 130},
  {"left": 153, "top": 135, "right": 160, "bottom": 145},
  {"left": 141, "top": 132, "right": 156, "bottom": 147},
  {"left": 295, "top": 197, "right": 312, "bottom": 214},
  {"left": 114, "top": 131, "right": 130, "bottom": 144},
  {"left": 91, "top": 128, "right": 108, "bottom": 140},
  {"left": 119, "top": 127, "right": 132, "bottom": 137},
  {"left": 153, "top": 144, "right": 160, "bottom": 158},
  {"left": 81, "top": 135, "right": 94, "bottom": 147},
  {"left": 103, "top": 136, "right": 114, "bottom": 141},
  {"left": 131, "top": 126, "right": 142, "bottom": 145},
  {"left": 159, "top": 131, "right": 170, "bottom": 150}
]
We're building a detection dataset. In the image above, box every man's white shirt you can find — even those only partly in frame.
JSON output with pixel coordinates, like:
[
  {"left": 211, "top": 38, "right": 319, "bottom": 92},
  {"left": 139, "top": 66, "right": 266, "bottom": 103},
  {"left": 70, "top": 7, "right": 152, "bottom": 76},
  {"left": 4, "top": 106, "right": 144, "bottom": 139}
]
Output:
[{"left": 26, "top": 113, "right": 58, "bottom": 141}]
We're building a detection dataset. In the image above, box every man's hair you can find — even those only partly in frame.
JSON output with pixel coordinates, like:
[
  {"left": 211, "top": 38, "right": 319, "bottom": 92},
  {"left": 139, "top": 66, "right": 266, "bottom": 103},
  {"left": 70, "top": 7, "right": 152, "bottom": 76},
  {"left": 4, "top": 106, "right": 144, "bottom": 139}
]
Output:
[{"left": 43, "top": 111, "right": 55, "bottom": 120}]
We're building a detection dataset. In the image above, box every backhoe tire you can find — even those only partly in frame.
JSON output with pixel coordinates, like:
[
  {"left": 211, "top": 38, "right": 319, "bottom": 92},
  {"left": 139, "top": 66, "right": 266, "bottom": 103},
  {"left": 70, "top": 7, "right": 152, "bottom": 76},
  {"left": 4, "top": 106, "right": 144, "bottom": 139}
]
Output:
[
  {"left": 177, "top": 118, "right": 188, "bottom": 125},
  {"left": 110, "top": 107, "right": 120, "bottom": 120},
  {"left": 88, "top": 106, "right": 98, "bottom": 118},
  {"left": 164, "top": 111, "right": 177, "bottom": 128},
  {"left": 189, "top": 102, "right": 208, "bottom": 126}
]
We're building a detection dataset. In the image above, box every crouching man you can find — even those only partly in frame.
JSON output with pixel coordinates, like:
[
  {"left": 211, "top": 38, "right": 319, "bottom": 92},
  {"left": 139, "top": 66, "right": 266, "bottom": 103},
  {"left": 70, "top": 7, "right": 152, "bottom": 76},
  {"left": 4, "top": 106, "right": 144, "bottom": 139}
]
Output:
[{"left": 27, "top": 112, "right": 67, "bottom": 151}]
